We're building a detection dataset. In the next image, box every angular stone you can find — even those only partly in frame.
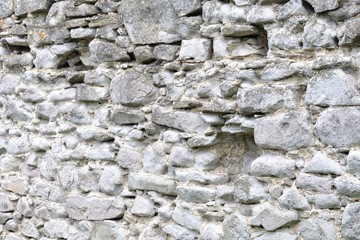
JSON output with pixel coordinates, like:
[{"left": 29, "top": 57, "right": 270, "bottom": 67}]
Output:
[
  {"left": 1, "top": 175, "right": 29, "bottom": 195},
  {"left": 22, "top": 87, "right": 46, "bottom": 103},
  {"left": 269, "top": 28, "right": 301, "bottom": 50},
  {"left": 250, "top": 204, "right": 299, "bottom": 231},
  {"left": 187, "top": 135, "right": 220, "bottom": 148},
  {"left": 202, "top": 1, "right": 246, "bottom": 23},
  {"left": 70, "top": 28, "right": 96, "bottom": 39},
  {"left": 111, "top": 109, "right": 146, "bottom": 125},
  {"left": 16, "top": 197, "right": 32, "bottom": 217},
  {"left": 221, "top": 23, "right": 259, "bottom": 37},
  {"left": 14, "top": 0, "right": 51, "bottom": 16},
  {"left": 304, "top": 0, "right": 339, "bottom": 13},
  {"left": 65, "top": 195, "right": 126, "bottom": 220},
  {"left": 110, "top": 69, "right": 158, "bottom": 106},
  {"left": 234, "top": 175, "right": 268, "bottom": 204},
  {"left": 48, "top": 88, "right": 76, "bottom": 102},
  {"left": 92, "top": 221, "right": 126, "bottom": 240},
  {"left": 346, "top": 151, "right": 360, "bottom": 178},
  {"left": 175, "top": 169, "right": 229, "bottom": 185},
  {"left": 172, "top": 207, "right": 201, "bottom": 231},
  {"left": 251, "top": 154, "right": 295, "bottom": 178},
  {"left": 300, "top": 217, "right": 337, "bottom": 240},
  {"left": 119, "top": 0, "right": 181, "bottom": 44},
  {"left": 21, "top": 219, "right": 39, "bottom": 239},
  {"left": 0, "top": 74, "right": 21, "bottom": 95},
  {"left": 36, "top": 102, "right": 59, "bottom": 121},
  {"left": 169, "top": 146, "right": 194, "bottom": 167},
  {"left": 7, "top": 134, "right": 31, "bottom": 155},
  {"left": 315, "top": 107, "right": 360, "bottom": 147},
  {"left": 254, "top": 110, "right": 313, "bottom": 151},
  {"left": 194, "top": 150, "right": 220, "bottom": 171},
  {"left": 134, "top": 46, "right": 155, "bottom": 63},
  {"left": 99, "top": 166, "right": 123, "bottom": 194},
  {"left": 170, "top": 0, "right": 201, "bottom": 16},
  {"left": 162, "top": 224, "right": 197, "bottom": 240},
  {"left": 5, "top": 102, "right": 34, "bottom": 122},
  {"left": 33, "top": 49, "right": 61, "bottom": 69},
  {"left": 117, "top": 148, "right": 143, "bottom": 172},
  {"left": 4, "top": 53, "right": 34, "bottom": 69},
  {"left": 179, "top": 38, "right": 212, "bottom": 61},
  {"left": 177, "top": 186, "right": 216, "bottom": 203},
  {"left": 0, "top": 0, "right": 13, "bottom": 19},
  {"left": 296, "top": 173, "right": 333, "bottom": 193},
  {"left": 0, "top": 212, "right": 12, "bottom": 224},
  {"left": 314, "top": 194, "right": 341, "bottom": 209},
  {"left": 213, "top": 38, "right": 265, "bottom": 59},
  {"left": 223, "top": 213, "right": 249, "bottom": 240},
  {"left": 338, "top": 18, "right": 360, "bottom": 46},
  {"left": 342, "top": 203, "right": 360, "bottom": 240},
  {"left": 143, "top": 145, "right": 167, "bottom": 174},
  {"left": 247, "top": 6, "right": 276, "bottom": 23},
  {"left": 334, "top": 176, "right": 360, "bottom": 198},
  {"left": 76, "top": 127, "right": 114, "bottom": 142},
  {"left": 43, "top": 219, "right": 69, "bottom": 239},
  {"left": 0, "top": 194, "right": 14, "bottom": 212},
  {"left": 154, "top": 45, "right": 179, "bottom": 61},
  {"left": 278, "top": 186, "right": 310, "bottom": 210},
  {"left": 312, "top": 55, "right": 356, "bottom": 70},
  {"left": 131, "top": 195, "right": 156, "bottom": 217},
  {"left": 152, "top": 107, "right": 209, "bottom": 133},
  {"left": 89, "top": 39, "right": 130, "bottom": 62},
  {"left": 304, "top": 152, "right": 343, "bottom": 175},
  {"left": 305, "top": 69, "right": 360, "bottom": 106},
  {"left": 128, "top": 173, "right": 177, "bottom": 196},
  {"left": 255, "top": 232, "right": 297, "bottom": 240},
  {"left": 59, "top": 164, "right": 79, "bottom": 191},
  {"left": 302, "top": 16, "right": 337, "bottom": 49},
  {"left": 76, "top": 85, "right": 109, "bottom": 102}
]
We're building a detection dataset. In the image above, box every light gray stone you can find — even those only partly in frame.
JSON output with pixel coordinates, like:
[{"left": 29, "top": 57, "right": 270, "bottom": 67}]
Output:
[
  {"left": 223, "top": 213, "right": 249, "bottom": 240},
  {"left": 305, "top": 69, "right": 360, "bottom": 106},
  {"left": 177, "top": 16, "right": 202, "bottom": 39},
  {"left": 128, "top": 173, "right": 177, "bottom": 196},
  {"left": 152, "top": 107, "right": 209, "bottom": 133},
  {"left": 111, "top": 109, "right": 146, "bottom": 125},
  {"left": 48, "top": 88, "right": 76, "bottom": 102},
  {"left": 261, "top": 62, "right": 296, "bottom": 81},
  {"left": 14, "top": 0, "right": 51, "bottom": 16},
  {"left": 250, "top": 203, "right": 299, "bottom": 231},
  {"left": 334, "top": 175, "right": 360, "bottom": 198},
  {"left": 278, "top": 186, "right": 310, "bottom": 210},
  {"left": 234, "top": 175, "right": 268, "bottom": 204},
  {"left": 312, "top": 55, "right": 356, "bottom": 70},
  {"left": 314, "top": 194, "right": 341, "bottom": 209},
  {"left": 251, "top": 154, "right": 295, "bottom": 178},
  {"left": 39, "top": 153, "right": 58, "bottom": 181},
  {"left": 0, "top": 193, "right": 14, "bottom": 212},
  {"left": 172, "top": 207, "right": 201, "bottom": 231},
  {"left": 346, "top": 151, "right": 360, "bottom": 178},
  {"left": 131, "top": 195, "right": 156, "bottom": 217},
  {"left": 269, "top": 28, "right": 301, "bottom": 50},
  {"left": 296, "top": 173, "right": 333, "bottom": 193},
  {"left": 304, "top": 152, "right": 344, "bottom": 175},
  {"left": 302, "top": 16, "right": 337, "bottom": 49},
  {"left": 179, "top": 38, "right": 212, "bottom": 61},
  {"left": 154, "top": 45, "right": 180, "bottom": 61},
  {"left": 221, "top": 23, "right": 259, "bottom": 37},
  {"left": 16, "top": 197, "right": 32, "bottom": 217},
  {"left": 0, "top": 0, "right": 14, "bottom": 19},
  {"left": 21, "top": 219, "right": 39, "bottom": 239},
  {"left": 143, "top": 145, "right": 167, "bottom": 174},
  {"left": 315, "top": 107, "right": 360, "bottom": 147},
  {"left": 300, "top": 217, "right": 337, "bottom": 240},
  {"left": 304, "top": 0, "right": 339, "bottom": 13},
  {"left": 134, "top": 46, "right": 155, "bottom": 63},
  {"left": 338, "top": 18, "right": 360, "bottom": 46},
  {"left": 110, "top": 69, "right": 158, "bottom": 106},
  {"left": 247, "top": 6, "right": 276, "bottom": 23},
  {"left": 188, "top": 135, "right": 220, "bottom": 148},
  {"left": 175, "top": 169, "right": 229, "bottom": 185},
  {"left": 139, "top": 227, "right": 167, "bottom": 240},
  {"left": 4, "top": 53, "right": 34, "bottom": 69},
  {"left": 0, "top": 74, "right": 21, "bottom": 95},
  {"left": 171, "top": 0, "right": 201, "bottom": 16},
  {"left": 7, "top": 134, "right": 31, "bottom": 155},
  {"left": 5, "top": 102, "right": 34, "bottom": 122},
  {"left": 76, "top": 127, "right": 113, "bottom": 142},
  {"left": 255, "top": 232, "right": 297, "bottom": 240},
  {"left": 43, "top": 219, "right": 69, "bottom": 239},
  {"left": 36, "top": 102, "right": 59, "bottom": 121},
  {"left": 70, "top": 27, "right": 96, "bottom": 39},
  {"left": 342, "top": 202, "right": 360, "bottom": 240},
  {"left": 254, "top": 110, "right": 313, "bottom": 151},
  {"left": 92, "top": 221, "right": 127, "bottom": 240},
  {"left": 162, "top": 224, "right": 197, "bottom": 240},
  {"left": 65, "top": 195, "right": 126, "bottom": 220},
  {"left": 202, "top": 1, "right": 246, "bottom": 23},
  {"left": 200, "top": 224, "right": 220, "bottom": 240},
  {"left": 169, "top": 146, "right": 194, "bottom": 167},
  {"left": 1, "top": 175, "right": 29, "bottom": 195},
  {"left": 22, "top": 87, "right": 46, "bottom": 103},
  {"left": 89, "top": 39, "right": 129, "bottom": 62},
  {"left": 119, "top": 0, "right": 181, "bottom": 44},
  {"left": 76, "top": 85, "right": 109, "bottom": 102},
  {"left": 117, "top": 148, "right": 143, "bottom": 171},
  {"left": 59, "top": 164, "right": 79, "bottom": 191},
  {"left": 194, "top": 150, "right": 220, "bottom": 171},
  {"left": 33, "top": 49, "right": 61, "bottom": 69},
  {"left": 177, "top": 186, "right": 216, "bottom": 203},
  {"left": 99, "top": 166, "right": 123, "bottom": 194}
]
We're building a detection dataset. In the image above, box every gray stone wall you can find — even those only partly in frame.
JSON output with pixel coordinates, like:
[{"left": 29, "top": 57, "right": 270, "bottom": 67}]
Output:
[{"left": 0, "top": 0, "right": 360, "bottom": 239}]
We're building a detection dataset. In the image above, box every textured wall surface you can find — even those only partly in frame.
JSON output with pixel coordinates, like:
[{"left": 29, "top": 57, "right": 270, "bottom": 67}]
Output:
[{"left": 1, "top": 0, "right": 360, "bottom": 239}]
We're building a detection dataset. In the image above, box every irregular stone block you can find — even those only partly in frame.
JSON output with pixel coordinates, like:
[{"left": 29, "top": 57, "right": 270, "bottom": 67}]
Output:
[
  {"left": 300, "top": 217, "right": 337, "bottom": 240},
  {"left": 254, "top": 110, "right": 313, "bottom": 151},
  {"left": 99, "top": 166, "right": 122, "bottom": 194},
  {"left": 65, "top": 195, "right": 126, "bottom": 220},
  {"left": 346, "top": 151, "right": 360, "bottom": 178},
  {"left": 154, "top": 45, "right": 180, "bottom": 61},
  {"left": 251, "top": 154, "right": 295, "bottom": 178},
  {"left": 334, "top": 176, "right": 360, "bottom": 198},
  {"left": 0, "top": 194, "right": 14, "bottom": 212},
  {"left": 92, "top": 221, "right": 126, "bottom": 240},
  {"left": 76, "top": 85, "right": 109, "bottom": 102},
  {"left": 221, "top": 23, "right": 259, "bottom": 37},
  {"left": 1, "top": 175, "right": 29, "bottom": 195},
  {"left": 338, "top": 18, "right": 360, "bottom": 46},
  {"left": 302, "top": 16, "right": 337, "bottom": 49},
  {"left": 261, "top": 62, "right": 296, "bottom": 81},
  {"left": 314, "top": 194, "right": 341, "bottom": 209},
  {"left": 247, "top": 6, "right": 276, "bottom": 23},
  {"left": 33, "top": 49, "right": 61, "bottom": 69},
  {"left": 234, "top": 175, "right": 268, "bottom": 204},
  {"left": 269, "top": 28, "right": 301, "bottom": 50},
  {"left": 22, "top": 87, "right": 46, "bottom": 103},
  {"left": 202, "top": 1, "right": 246, "bottom": 23},
  {"left": 76, "top": 127, "right": 114, "bottom": 142},
  {"left": 0, "top": 74, "right": 21, "bottom": 95},
  {"left": 48, "top": 88, "right": 76, "bottom": 102},
  {"left": 255, "top": 232, "right": 297, "bottom": 240},
  {"left": 176, "top": 186, "right": 216, "bottom": 203},
  {"left": 179, "top": 38, "right": 212, "bottom": 61},
  {"left": 342, "top": 203, "right": 360, "bottom": 240},
  {"left": 315, "top": 107, "right": 360, "bottom": 147},
  {"left": 223, "top": 213, "right": 249, "bottom": 240},
  {"left": 162, "top": 224, "right": 197, "bottom": 240},
  {"left": 169, "top": 146, "right": 194, "bottom": 167},
  {"left": 131, "top": 195, "right": 156, "bottom": 217},
  {"left": 14, "top": 0, "right": 52, "bottom": 16},
  {"left": 170, "top": 0, "right": 201, "bottom": 16},
  {"left": 5, "top": 102, "right": 34, "bottom": 122},
  {"left": 110, "top": 69, "right": 158, "bottom": 106},
  {"left": 312, "top": 55, "right": 357, "bottom": 70},
  {"left": 110, "top": 109, "right": 145, "bottom": 125},
  {"left": 0, "top": 0, "right": 14, "bottom": 19},
  {"left": 134, "top": 46, "right": 155, "bottom": 63},
  {"left": 278, "top": 186, "right": 310, "bottom": 210},
  {"left": 152, "top": 107, "right": 209, "bottom": 133},
  {"left": 303, "top": 152, "right": 343, "bottom": 175},
  {"left": 304, "top": 0, "right": 339, "bottom": 13},
  {"left": 143, "top": 145, "right": 167, "bottom": 174},
  {"left": 119, "top": 0, "right": 181, "bottom": 44},
  {"left": 296, "top": 173, "right": 333, "bottom": 193},
  {"left": 43, "top": 219, "right": 69, "bottom": 239},
  {"left": 128, "top": 173, "right": 177, "bottom": 196},
  {"left": 117, "top": 148, "right": 143, "bottom": 171},
  {"left": 4, "top": 53, "right": 34, "bottom": 69},
  {"left": 89, "top": 39, "right": 129, "bottom": 62},
  {"left": 175, "top": 169, "right": 229, "bottom": 185},
  {"left": 35, "top": 102, "right": 59, "bottom": 121},
  {"left": 172, "top": 207, "right": 201, "bottom": 231}
]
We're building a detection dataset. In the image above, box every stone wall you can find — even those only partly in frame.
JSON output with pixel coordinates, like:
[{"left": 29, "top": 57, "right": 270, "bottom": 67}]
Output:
[{"left": 0, "top": 0, "right": 360, "bottom": 239}]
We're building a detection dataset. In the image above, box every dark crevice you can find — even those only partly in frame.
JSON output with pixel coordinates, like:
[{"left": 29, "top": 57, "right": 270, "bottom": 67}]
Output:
[
  {"left": 186, "top": 8, "right": 203, "bottom": 17},
  {"left": 301, "top": 0, "right": 315, "bottom": 13}
]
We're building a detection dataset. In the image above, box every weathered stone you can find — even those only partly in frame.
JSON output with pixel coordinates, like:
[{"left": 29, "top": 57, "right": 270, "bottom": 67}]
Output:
[
  {"left": 187, "top": 134, "right": 220, "bottom": 148},
  {"left": 76, "top": 127, "right": 114, "bottom": 142},
  {"left": 5, "top": 102, "right": 34, "bottom": 122},
  {"left": 221, "top": 23, "right": 259, "bottom": 37},
  {"left": 177, "top": 186, "right": 216, "bottom": 203},
  {"left": 131, "top": 195, "right": 156, "bottom": 217},
  {"left": 334, "top": 175, "right": 360, "bottom": 198},
  {"left": 14, "top": 0, "right": 51, "bottom": 16},
  {"left": 172, "top": 207, "right": 201, "bottom": 231},
  {"left": 153, "top": 45, "right": 179, "bottom": 61},
  {"left": 305, "top": 69, "right": 360, "bottom": 106},
  {"left": 43, "top": 219, "right": 69, "bottom": 239},
  {"left": 342, "top": 203, "right": 360, "bottom": 240},
  {"left": 7, "top": 134, "right": 31, "bottom": 155},
  {"left": 0, "top": 194, "right": 14, "bottom": 212},
  {"left": 170, "top": 0, "right": 201, "bottom": 16},
  {"left": 36, "top": 102, "right": 59, "bottom": 121},
  {"left": 304, "top": 152, "right": 343, "bottom": 175},
  {"left": 1, "top": 175, "right": 29, "bottom": 195},
  {"left": 304, "top": 0, "right": 339, "bottom": 13},
  {"left": 76, "top": 85, "right": 109, "bottom": 102},
  {"left": 110, "top": 69, "right": 158, "bottom": 106},
  {"left": 234, "top": 175, "right": 268, "bottom": 204},
  {"left": 22, "top": 87, "right": 46, "bottom": 103},
  {"left": 48, "top": 88, "right": 76, "bottom": 102},
  {"left": 89, "top": 39, "right": 130, "bottom": 62},
  {"left": 247, "top": 6, "right": 276, "bottom": 23},
  {"left": 195, "top": 150, "right": 220, "bottom": 171},
  {"left": 179, "top": 38, "right": 212, "bottom": 61},
  {"left": 315, "top": 107, "right": 360, "bottom": 147},
  {"left": 251, "top": 154, "right": 295, "bottom": 178},
  {"left": 111, "top": 109, "right": 145, "bottom": 125},
  {"left": 175, "top": 169, "right": 229, "bottom": 185},
  {"left": 99, "top": 166, "right": 122, "bottom": 194},
  {"left": 328, "top": 4, "right": 360, "bottom": 21},
  {"left": 250, "top": 203, "right": 299, "bottom": 231},
  {"left": 21, "top": 219, "right": 39, "bottom": 239},
  {"left": 314, "top": 194, "right": 341, "bottom": 209},
  {"left": 223, "top": 213, "right": 249, "bottom": 240},
  {"left": 128, "top": 173, "right": 177, "bottom": 196},
  {"left": 33, "top": 49, "right": 61, "bottom": 69},
  {"left": 269, "top": 28, "right": 301, "bottom": 50},
  {"left": 296, "top": 173, "right": 333, "bottom": 193},
  {"left": 59, "top": 164, "right": 79, "bottom": 191},
  {"left": 213, "top": 38, "right": 265, "bottom": 59},
  {"left": 278, "top": 186, "right": 310, "bottom": 210},
  {"left": 169, "top": 146, "right": 194, "bottom": 167},
  {"left": 0, "top": 0, "right": 14, "bottom": 19},
  {"left": 162, "top": 224, "right": 197, "bottom": 240},
  {"left": 16, "top": 197, "right": 32, "bottom": 217},
  {"left": 119, "top": 0, "right": 181, "bottom": 44},
  {"left": 300, "top": 216, "right": 337, "bottom": 240},
  {"left": 0, "top": 74, "right": 21, "bottom": 95},
  {"left": 65, "top": 195, "right": 126, "bottom": 220},
  {"left": 117, "top": 148, "right": 142, "bottom": 171},
  {"left": 70, "top": 27, "right": 96, "bottom": 39},
  {"left": 202, "top": 1, "right": 246, "bottom": 23},
  {"left": 4, "top": 53, "right": 34, "bottom": 69},
  {"left": 261, "top": 62, "right": 297, "bottom": 81},
  {"left": 92, "top": 221, "right": 127, "bottom": 240},
  {"left": 177, "top": 16, "right": 202, "bottom": 39},
  {"left": 254, "top": 110, "right": 313, "bottom": 151},
  {"left": 143, "top": 145, "right": 167, "bottom": 174},
  {"left": 255, "top": 232, "right": 297, "bottom": 240},
  {"left": 302, "top": 16, "right": 337, "bottom": 49},
  {"left": 152, "top": 107, "right": 209, "bottom": 133},
  {"left": 346, "top": 151, "right": 360, "bottom": 178},
  {"left": 312, "top": 55, "right": 357, "bottom": 70},
  {"left": 338, "top": 18, "right": 360, "bottom": 46}
]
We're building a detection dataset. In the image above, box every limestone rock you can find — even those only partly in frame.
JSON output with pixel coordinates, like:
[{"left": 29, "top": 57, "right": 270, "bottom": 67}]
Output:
[
  {"left": 117, "top": 148, "right": 143, "bottom": 172},
  {"left": 131, "top": 195, "right": 156, "bottom": 217},
  {"left": 300, "top": 216, "right": 337, "bottom": 240},
  {"left": 176, "top": 186, "right": 216, "bottom": 203},
  {"left": 254, "top": 110, "right": 313, "bottom": 151},
  {"left": 304, "top": 152, "right": 344, "bottom": 175},
  {"left": 170, "top": 0, "right": 201, "bottom": 16},
  {"left": 143, "top": 145, "right": 167, "bottom": 174},
  {"left": 119, "top": 0, "right": 181, "bottom": 44},
  {"left": 302, "top": 16, "right": 337, "bottom": 49},
  {"left": 162, "top": 224, "right": 197, "bottom": 240},
  {"left": 315, "top": 107, "right": 360, "bottom": 147},
  {"left": 251, "top": 154, "right": 295, "bottom": 178},
  {"left": 0, "top": 74, "right": 21, "bottom": 95},
  {"left": 65, "top": 195, "right": 126, "bottom": 220},
  {"left": 314, "top": 194, "right": 341, "bottom": 209},
  {"left": 338, "top": 18, "right": 360, "bottom": 46},
  {"left": 111, "top": 109, "right": 146, "bottom": 125},
  {"left": 278, "top": 186, "right": 310, "bottom": 210},
  {"left": 59, "top": 165, "right": 79, "bottom": 191},
  {"left": 110, "top": 69, "right": 158, "bottom": 106},
  {"left": 342, "top": 203, "right": 360, "bottom": 240},
  {"left": 334, "top": 176, "right": 360, "bottom": 198},
  {"left": 76, "top": 85, "right": 109, "bottom": 102},
  {"left": 14, "top": 0, "right": 51, "bottom": 16},
  {"left": 33, "top": 49, "right": 61, "bottom": 69},
  {"left": 296, "top": 173, "right": 333, "bottom": 193},
  {"left": 21, "top": 219, "right": 39, "bottom": 239},
  {"left": 134, "top": 46, "right": 155, "bottom": 63},
  {"left": 89, "top": 39, "right": 130, "bottom": 62},
  {"left": 223, "top": 213, "right": 249, "bottom": 240},
  {"left": 346, "top": 151, "right": 360, "bottom": 178},
  {"left": 172, "top": 207, "right": 201, "bottom": 231},
  {"left": 179, "top": 38, "right": 212, "bottom": 61},
  {"left": 1, "top": 175, "right": 29, "bottom": 195},
  {"left": 169, "top": 146, "right": 194, "bottom": 167},
  {"left": 43, "top": 219, "right": 69, "bottom": 239},
  {"left": 128, "top": 173, "right": 177, "bottom": 196},
  {"left": 99, "top": 166, "right": 123, "bottom": 195},
  {"left": 0, "top": 194, "right": 14, "bottom": 212},
  {"left": 5, "top": 102, "right": 34, "bottom": 122},
  {"left": 255, "top": 232, "right": 297, "bottom": 240},
  {"left": 234, "top": 175, "right": 268, "bottom": 204},
  {"left": 154, "top": 45, "right": 180, "bottom": 61},
  {"left": 92, "top": 221, "right": 127, "bottom": 240},
  {"left": 0, "top": 0, "right": 14, "bottom": 19},
  {"left": 304, "top": 0, "right": 339, "bottom": 13},
  {"left": 247, "top": 6, "right": 276, "bottom": 23},
  {"left": 202, "top": 1, "right": 246, "bottom": 23}
]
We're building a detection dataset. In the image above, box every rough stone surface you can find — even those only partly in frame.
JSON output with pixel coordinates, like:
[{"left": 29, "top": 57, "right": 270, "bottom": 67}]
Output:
[
  {"left": 251, "top": 154, "right": 295, "bottom": 178},
  {"left": 342, "top": 203, "right": 360, "bottom": 240},
  {"left": 223, "top": 213, "right": 249, "bottom": 240},
  {"left": 304, "top": 152, "right": 343, "bottom": 175}
]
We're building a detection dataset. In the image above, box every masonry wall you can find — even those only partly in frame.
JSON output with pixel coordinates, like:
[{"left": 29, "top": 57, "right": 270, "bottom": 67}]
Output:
[{"left": 1, "top": 0, "right": 360, "bottom": 239}]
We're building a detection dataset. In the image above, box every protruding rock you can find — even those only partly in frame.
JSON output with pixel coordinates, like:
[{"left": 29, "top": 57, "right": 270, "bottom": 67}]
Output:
[
  {"left": 304, "top": 152, "right": 343, "bottom": 175},
  {"left": 179, "top": 38, "right": 212, "bottom": 61},
  {"left": 128, "top": 173, "right": 177, "bottom": 196},
  {"left": 278, "top": 186, "right": 310, "bottom": 210},
  {"left": 251, "top": 154, "right": 295, "bottom": 178},
  {"left": 304, "top": 0, "right": 339, "bottom": 13},
  {"left": 342, "top": 203, "right": 360, "bottom": 240},
  {"left": 89, "top": 39, "right": 130, "bottom": 62},
  {"left": 223, "top": 213, "right": 249, "bottom": 240}
]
